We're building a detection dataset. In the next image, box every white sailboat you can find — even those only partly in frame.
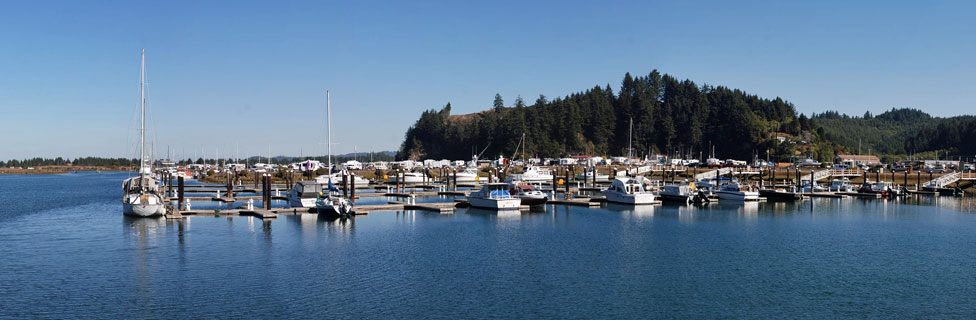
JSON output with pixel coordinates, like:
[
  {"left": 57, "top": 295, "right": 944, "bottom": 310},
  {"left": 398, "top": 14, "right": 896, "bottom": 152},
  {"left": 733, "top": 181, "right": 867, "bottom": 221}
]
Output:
[
  {"left": 315, "top": 91, "right": 354, "bottom": 217},
  {"left": 122, "top": 49, "right": 165, "bottom": 217}
]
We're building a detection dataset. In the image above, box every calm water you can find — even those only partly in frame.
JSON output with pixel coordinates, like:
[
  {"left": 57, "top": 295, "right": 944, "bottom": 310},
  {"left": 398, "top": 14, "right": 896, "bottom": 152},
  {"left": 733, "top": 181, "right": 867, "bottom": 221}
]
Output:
[{"left": 2, "top": 172, "right": 976, "bottom": 319}]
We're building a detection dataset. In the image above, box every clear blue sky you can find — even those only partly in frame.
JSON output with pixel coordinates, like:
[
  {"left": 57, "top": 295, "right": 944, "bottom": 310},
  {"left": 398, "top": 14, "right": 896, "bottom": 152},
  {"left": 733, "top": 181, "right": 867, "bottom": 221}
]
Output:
[{"left": 1, "top": 0, "right": 972, "bottom": 160}]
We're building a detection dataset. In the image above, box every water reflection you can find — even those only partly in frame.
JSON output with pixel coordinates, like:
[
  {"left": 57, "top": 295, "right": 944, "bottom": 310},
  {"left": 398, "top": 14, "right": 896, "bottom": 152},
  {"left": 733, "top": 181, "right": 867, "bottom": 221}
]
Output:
[{"left": 605, "top": 203, "right": 655, "bottom": 221}]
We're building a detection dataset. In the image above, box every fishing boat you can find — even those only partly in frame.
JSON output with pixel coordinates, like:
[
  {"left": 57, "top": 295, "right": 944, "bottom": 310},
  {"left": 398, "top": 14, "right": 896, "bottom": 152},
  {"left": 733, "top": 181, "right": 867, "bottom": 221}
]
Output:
[
  {"left": 509, "top": 183, "right": 549, "bottom": 206},
  {"left": 716, "top": 181, "right": 760, "bottom": 201},
  {"left": 315, "top": 91, "right": 354, "bottom": 217},
  {"left": 659, "top": 183, "right": 709, "bottom": 204},
  {"left": 467, "top": 183, "right": 521, "bottom": 210},
  {"left": 122, "top": 49, "right": 165, "bottom": 217},
  {"left": 799, "top": 180, "right": 827, "bottom": 193},
  {"left": 604, "top": 177, "right": 655, "bottom": 205}
]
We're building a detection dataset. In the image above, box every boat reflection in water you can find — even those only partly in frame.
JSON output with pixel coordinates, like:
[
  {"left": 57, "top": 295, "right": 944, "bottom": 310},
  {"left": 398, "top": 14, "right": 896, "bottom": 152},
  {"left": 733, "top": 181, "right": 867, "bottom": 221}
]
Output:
[{"left": 606, "top": 202, "right": 655, "bottom": 221}]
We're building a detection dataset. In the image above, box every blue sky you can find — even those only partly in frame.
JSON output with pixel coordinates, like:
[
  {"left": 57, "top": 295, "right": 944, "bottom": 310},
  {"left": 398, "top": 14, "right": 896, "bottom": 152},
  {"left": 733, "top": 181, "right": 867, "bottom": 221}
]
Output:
[{"left": 0, "top": 0, "right": 972, "bottom": 160}]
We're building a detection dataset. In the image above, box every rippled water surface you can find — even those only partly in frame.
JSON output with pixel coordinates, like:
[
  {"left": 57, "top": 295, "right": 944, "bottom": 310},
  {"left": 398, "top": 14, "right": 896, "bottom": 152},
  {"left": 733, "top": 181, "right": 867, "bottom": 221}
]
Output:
[{"left": 2, "top": 172, "right": 976, "bottom": 319}]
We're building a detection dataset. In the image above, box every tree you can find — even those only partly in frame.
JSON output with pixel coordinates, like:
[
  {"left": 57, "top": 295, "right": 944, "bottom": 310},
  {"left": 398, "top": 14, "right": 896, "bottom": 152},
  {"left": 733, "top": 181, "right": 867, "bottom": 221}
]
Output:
[
  {"left": 514, "top": 95, "right": 525, "bottom": 108},
  {"left": 493, "top": 93, "right": 505, "bottom": 110}
]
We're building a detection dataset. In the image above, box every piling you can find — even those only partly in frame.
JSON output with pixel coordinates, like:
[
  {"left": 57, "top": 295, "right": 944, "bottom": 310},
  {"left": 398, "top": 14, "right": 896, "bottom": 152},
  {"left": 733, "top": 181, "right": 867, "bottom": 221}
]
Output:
[
  {"left": 350, "top": 174, "right": 356, "bottom": 203},
  {"left": 225, "top": 172, "right": 233, "bottom": 198},
  {"left": 178, "top": 176, "right": 185, "bottom": 210},
  {"left": 564, "top": 167, "right": 570, "bottom": 198},
  {"left": 342, "top": 174, "right": 348, "bottom": 197}
]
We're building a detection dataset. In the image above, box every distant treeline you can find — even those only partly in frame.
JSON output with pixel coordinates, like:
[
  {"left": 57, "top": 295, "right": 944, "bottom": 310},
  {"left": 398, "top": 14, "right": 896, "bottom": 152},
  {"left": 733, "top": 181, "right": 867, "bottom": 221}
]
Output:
[
  {"left": 814, "top": 108, "right": 976, "bottom": 158},
  {"left": 0, "top": 157, "right": 138, "bottom": 168},
  {"left": 0, "top": 152, "right": 397, "bottom": 168},
  {"left": 400, "top": 70, "right": 810, "bottom": 161}
]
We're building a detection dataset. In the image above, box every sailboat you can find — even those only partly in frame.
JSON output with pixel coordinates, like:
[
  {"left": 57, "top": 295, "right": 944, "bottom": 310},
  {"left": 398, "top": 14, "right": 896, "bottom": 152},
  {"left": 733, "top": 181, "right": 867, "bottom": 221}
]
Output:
[
  {"left": 122, "top": 49, "right": 165, "bottom": 217},
  {"left": 315, "top": 91, "right": 354, "bottom": 217}
]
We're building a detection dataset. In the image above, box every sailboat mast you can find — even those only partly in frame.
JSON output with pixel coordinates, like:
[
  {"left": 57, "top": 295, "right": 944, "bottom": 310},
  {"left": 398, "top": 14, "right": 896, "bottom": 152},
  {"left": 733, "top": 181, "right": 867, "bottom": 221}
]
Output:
[
  {"left": 139, "top": 49, "right": 146, "bottom": 174},
  {"left": 327, "top": 90, "right": 332, "bottom": 169}
]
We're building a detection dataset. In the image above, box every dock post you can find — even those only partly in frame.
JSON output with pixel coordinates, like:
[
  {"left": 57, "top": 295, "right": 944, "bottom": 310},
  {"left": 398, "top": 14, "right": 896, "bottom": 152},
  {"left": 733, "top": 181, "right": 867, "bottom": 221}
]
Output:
[
  {"left": 226, "top": 172, "right": 233, "bottom": 198},
  {"left": 178, "top": 176, "right": 185, "bottom": 210},
  {"left": 168, "top": 172, "right": 174, "bottom": 198},
  {"left": 264, "top": 174, "right": 272, "bottom": 210},
  {"left": 565, "top": 167, "right": 570, "bottom": 198},
  {"left": 342, "top": 174, "right": 348, "bottom": 198},
  {"left": 351, "top": 174, "right": 356, "bottom": 203}
]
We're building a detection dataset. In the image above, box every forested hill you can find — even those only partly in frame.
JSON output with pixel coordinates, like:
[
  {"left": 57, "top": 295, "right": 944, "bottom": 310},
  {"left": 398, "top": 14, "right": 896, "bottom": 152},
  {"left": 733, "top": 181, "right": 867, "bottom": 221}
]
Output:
[
  {"left": 397, "top": 70, "right": 975, "bottom": 162},
  {"left": 814, "top": 109, "right": 976, "bottom": 158},
  {"left": 398, "top": 70, "right": 802, "bottom": 161}
]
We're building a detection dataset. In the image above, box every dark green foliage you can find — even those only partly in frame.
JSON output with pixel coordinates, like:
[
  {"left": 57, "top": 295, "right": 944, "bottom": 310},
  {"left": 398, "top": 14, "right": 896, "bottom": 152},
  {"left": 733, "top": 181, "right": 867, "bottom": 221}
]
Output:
[
  {"left": 813, "top": 108, "right": 966, "bottom": 157},
  {"left": 398, "top": 69, "right": 799, "bottom": 160}
]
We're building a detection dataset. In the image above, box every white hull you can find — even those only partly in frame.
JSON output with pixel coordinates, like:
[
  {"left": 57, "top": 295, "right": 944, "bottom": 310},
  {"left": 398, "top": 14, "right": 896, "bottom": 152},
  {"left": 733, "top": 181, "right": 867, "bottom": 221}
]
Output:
[
  {"left": 316, "top": 174, "right": 369, "bottom": 186},
  {"left": 716, "top": 190, "right": 760, "bottom": 201},
  {"left": 467, "top": 197, "right": 521, "bottom": 210},
  {"left": 388, "top": 174, "right": 426, "bottom": 184},
  {"left": 604, "top": 191, "right": 655, "bottom": 205},
  {"left": 454, "top": 173, "right": 478, "bottom": 183},
  {"left": 123, "top": 202, "right": 164, "bottom": 217}
]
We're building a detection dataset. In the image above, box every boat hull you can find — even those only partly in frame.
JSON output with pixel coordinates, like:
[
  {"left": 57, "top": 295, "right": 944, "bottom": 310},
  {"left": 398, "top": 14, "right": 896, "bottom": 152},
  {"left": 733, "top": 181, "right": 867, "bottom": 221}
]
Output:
[
  {"left": 717, "top": 191, "right": 760, "bottom": 201},
  {"left": 468, "top": 197, "right": 521, "bottom": 210},
  {"left": 605, "top": 192, "right": 655, "bottom": 205},
  {"left": 516, "top": 196, "right": 548, "bottom": 206},
  {"left": 758, "top": 189, "right": 801, "bottom": 201},
  {"left": 123, "top": 202, "right": 164, "bottom": 217}
]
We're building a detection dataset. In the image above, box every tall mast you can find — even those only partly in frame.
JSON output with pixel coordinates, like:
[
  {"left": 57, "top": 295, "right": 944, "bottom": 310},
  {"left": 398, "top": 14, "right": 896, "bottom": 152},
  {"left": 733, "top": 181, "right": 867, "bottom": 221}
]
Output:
[
  {"left": 139, "top": 48, "right": 147, "bottom": 175},
  {"left": 327, "top": 90, "right": 332, "bottom": 169}
]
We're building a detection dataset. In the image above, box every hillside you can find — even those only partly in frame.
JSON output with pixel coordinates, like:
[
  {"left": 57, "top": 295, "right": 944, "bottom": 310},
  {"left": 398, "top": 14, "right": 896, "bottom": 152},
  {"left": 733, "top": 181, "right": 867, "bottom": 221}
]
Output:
[{"left": 397, "top": 70, "right": 975, "bottom": 162}]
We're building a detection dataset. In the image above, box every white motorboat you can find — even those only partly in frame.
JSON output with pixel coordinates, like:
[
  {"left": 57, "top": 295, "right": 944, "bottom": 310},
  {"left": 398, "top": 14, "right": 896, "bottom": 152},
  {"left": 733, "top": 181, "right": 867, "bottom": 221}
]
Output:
[
  {"left": 122, "top": 49, "right": 165, "bottom": 217},
  {"left": 716, "top": 181, "right": 760, "bottom": 201},
  {"left": 387, "top": 171, "right": 427, "bottom": 184},
  {"left": 316, "top": 172, "right": 369, "bottom": 187},
  {"left": 454, "top": 168, "right": 480, "bottom": 183},
  {"left": 829, "top": 178, "right": 855, "bottom": 192},
  {"left": 507, "top": 166, "right": 553, "bottom": 183},
  {"left": 467, "top": 183, "right": 521, "bottom": 210},
  {"left": 510, "top": 183, "right": 548, "bottom": 206},
  {"left": 604, "top": 177, "right": 655, "bottom": 205},
  {"left": 799, "top": 181, "right": 827, "bottom": 193},
  {"left": 576, "top": 168, "right": 610, "bottom": 182}
]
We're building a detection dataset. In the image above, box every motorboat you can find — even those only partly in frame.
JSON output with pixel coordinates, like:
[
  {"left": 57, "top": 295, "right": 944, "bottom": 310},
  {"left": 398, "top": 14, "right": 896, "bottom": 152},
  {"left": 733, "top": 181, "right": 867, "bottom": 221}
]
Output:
[
  {"left": 122, "top": 49, "right": 165, "bottom": 217},
  {"left": 316, "top": 172, "right": 369, "bottom": 187},
  {"left": 857, "top": 181, "right": 901, "bottom": 197},
  {"left": 604, "top": 177, "right": 655, "bottom": 205},
  {"left": 509, "top": 183, "right": 548, "bottom": 206},
  {"left": 507, "top": 166, "right": 553, "bottom": 183},
  {"left": 798, "top": 158, "right": 822, "bottom": 168},
  {"left": 454, "top": 168, "right": 480, "bottom": 183},
  {"left": 467, "top": 183, "right": 521, "bottom": 210},
  {"left": 576, "top": 167, "right": 610, "bottom": 182},
  {"left": 799, "top": 180, "right": 826, "bottom": 193},
  {"left": 758, "top": 188, "right": 802, "bottom": 201},
  {"left": 287, "top": 180, "right": 325, "bottom": 208},
  {"left": 716, "top": 181, "right": 760, "bottom": 201},
  {"left": 828, "top": 178, "right": 855, "bottom": 192},
  {"left": 387, "top": 171, "right": 427, "bottom": 184},
  {"left": 659, "top": 183, "right": 708, "bottom": 204}
]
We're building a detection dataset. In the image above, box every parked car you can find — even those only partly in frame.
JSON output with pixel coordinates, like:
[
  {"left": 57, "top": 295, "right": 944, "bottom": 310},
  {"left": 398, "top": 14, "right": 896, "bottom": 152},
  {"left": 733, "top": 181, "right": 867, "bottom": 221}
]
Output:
[
  {"left": 892, "top": 165, "right": 910, "bottom": 172},
  {"left": 926, "top": 165, "right": 946, "bottom": 174}
]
